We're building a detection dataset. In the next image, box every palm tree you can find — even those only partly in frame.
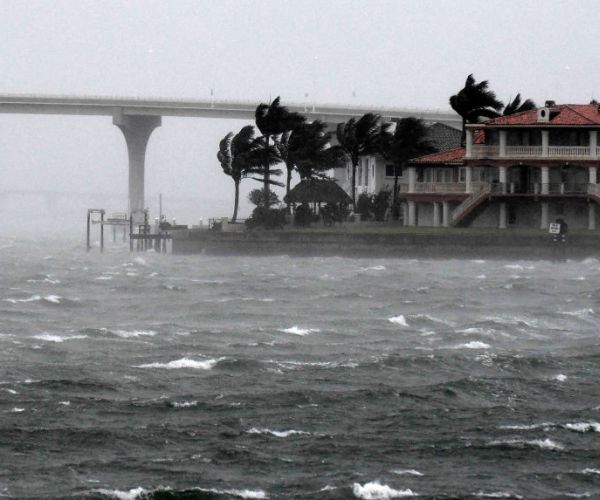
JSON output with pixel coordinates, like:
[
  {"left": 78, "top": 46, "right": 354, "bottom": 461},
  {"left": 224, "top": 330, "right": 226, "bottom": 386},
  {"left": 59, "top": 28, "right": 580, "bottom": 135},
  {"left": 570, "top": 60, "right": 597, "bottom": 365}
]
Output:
[
  {"left": 217, "top": 125, "right": 279, "bottom": 222},
  {"left": 277, "top": 120, "right": 347, "bottom": 201},
  {"left": 255, "top": 97, "right": 305, "bottom": 206},
  {"left": 381, "top": 117, "right": 436, "bottom": 218},
  {"left": 336, "top": 113, "right": 386, "bottom": 205},
  {"left": 502, "top": 94, "right": 536, "bottom": 116},
  {"left": 449, "top": 74, "right": 504, "bottom": 145}
]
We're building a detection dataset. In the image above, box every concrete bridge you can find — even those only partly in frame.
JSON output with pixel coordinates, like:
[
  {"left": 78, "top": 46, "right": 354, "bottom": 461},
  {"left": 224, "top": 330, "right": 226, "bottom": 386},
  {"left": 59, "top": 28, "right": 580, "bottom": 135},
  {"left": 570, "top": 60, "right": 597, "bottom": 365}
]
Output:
[{"left": 0, "top": 93, "right": 461, "bottom": 215}]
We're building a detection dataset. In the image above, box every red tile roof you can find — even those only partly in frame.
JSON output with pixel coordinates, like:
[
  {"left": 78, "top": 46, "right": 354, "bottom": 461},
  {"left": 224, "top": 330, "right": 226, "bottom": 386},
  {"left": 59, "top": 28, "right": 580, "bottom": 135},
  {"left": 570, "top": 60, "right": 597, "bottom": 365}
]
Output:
[
  {"left": 481, "top": 104, "right": 600, "bottom": 126},
  {"left": 411, "top": 147, "right": 465, "bottom": 165}
]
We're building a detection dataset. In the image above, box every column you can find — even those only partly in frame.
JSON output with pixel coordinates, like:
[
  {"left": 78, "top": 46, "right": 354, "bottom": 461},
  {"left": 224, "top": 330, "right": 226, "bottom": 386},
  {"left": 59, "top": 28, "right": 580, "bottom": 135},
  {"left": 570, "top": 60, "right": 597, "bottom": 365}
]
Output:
[
  {"left": 465, "top": 166, "right": 473, "bottom": 193},
  {"left": 499, "top": 202, "right": 507, "bottom": 229},
  {"left": 408, "top": 200, "right": 416, "bottom": 226},
  {"left": 432, "top": 202, "right": 440, "bottom": 227},
  {"left": 402, "top": 203, "right": 408, "bottom": 225},
  {"left": 113, "top": 112, "right": 162, "bottom": 218},
  {"left": 589, "top": 203, "right": 596, "bottom": 230},
  {"left": 542, "top": 130, "right": 549, "bottom": 157},
  {"left": 499, "top": 130, "right": 507, "bottom": 158},
  {"left": 541, "top": 166, "right": 549, "bottom": 195},
  {"left": 499, "top": 165, "right": 507, "bottom": 194},
  {"left": 465, "top": 129, "right": 473, "bottom": 158},
  {"left": 442, "top": 201, "right": 450, "bottom": 227},
  {"left": 590, "top": 130, "right": 598, "bottom": 159},
  {"left": 540, "top": 202, "right": 549, "bottom": 230},
  {"left": 589, "top": 166, "right": 598, "bottom": 184},
  {"left": 408, "top": 167, "right": 416, "bottom": 193}
]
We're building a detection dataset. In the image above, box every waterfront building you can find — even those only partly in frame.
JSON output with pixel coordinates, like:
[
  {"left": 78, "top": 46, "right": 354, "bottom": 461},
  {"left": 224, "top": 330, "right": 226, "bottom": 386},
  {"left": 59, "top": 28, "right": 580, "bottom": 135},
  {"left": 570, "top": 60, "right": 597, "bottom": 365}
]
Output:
[
  {"left": 397, "top": 102, "right": 600, "bottom": 229},
  {"left": 332, "top": 122, "right": 461, "bottom": 201}
]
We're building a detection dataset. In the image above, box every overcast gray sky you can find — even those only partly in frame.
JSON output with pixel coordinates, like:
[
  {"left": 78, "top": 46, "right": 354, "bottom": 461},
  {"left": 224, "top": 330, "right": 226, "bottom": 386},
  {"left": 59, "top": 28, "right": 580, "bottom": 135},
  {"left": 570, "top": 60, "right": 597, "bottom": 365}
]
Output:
[{"left": 1, "top": 0, "right": 599, "bottom": 236}]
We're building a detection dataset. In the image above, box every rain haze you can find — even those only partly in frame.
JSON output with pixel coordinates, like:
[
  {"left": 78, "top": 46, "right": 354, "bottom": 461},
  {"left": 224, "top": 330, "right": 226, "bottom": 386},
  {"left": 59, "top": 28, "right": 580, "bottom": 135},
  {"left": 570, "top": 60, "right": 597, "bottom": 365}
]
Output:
[
  {"left": 5, "top": 3, "right": 600, "bottom": 499},
  {"left": 1, "top": 0, "right": 599, "bottom": 237}
]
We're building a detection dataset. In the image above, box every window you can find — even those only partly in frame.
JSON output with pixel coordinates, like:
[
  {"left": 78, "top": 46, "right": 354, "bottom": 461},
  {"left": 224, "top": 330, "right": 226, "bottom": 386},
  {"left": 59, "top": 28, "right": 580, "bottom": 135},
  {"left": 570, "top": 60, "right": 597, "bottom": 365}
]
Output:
[
  {"left": 459, "top": 167, "right": 466, "bottom": 182},
  {"left": 386, "top": 165, "right": 401, "bottom": 177}
]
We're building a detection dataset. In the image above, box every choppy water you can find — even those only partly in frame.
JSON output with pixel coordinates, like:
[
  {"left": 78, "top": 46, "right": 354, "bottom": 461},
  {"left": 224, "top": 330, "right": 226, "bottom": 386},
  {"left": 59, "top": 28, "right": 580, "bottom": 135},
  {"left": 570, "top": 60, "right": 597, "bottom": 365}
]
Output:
[{"left": 1, "top": 239, "right": 600, "bottom": 499}]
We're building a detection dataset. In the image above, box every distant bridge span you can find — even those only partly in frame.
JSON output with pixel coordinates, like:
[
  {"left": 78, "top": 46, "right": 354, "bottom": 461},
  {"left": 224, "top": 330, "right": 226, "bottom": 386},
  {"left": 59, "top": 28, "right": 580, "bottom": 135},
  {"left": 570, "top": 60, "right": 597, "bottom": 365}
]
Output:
[{"left": 0, "top": 94, "right": 461, "bottom": 214}]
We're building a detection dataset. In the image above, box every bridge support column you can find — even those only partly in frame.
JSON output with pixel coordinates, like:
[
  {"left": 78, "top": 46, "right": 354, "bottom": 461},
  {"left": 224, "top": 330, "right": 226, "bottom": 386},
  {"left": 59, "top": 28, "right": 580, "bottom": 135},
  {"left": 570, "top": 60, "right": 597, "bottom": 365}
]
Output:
[
  {"left": 113, "top": 113, "right": 162, "bottom": 218},
  {"left": 540, "top": 202, "right": 549, "bottom": 230},
  {"left": 499, "top": 202, "right": 507, "bottom": 229}
]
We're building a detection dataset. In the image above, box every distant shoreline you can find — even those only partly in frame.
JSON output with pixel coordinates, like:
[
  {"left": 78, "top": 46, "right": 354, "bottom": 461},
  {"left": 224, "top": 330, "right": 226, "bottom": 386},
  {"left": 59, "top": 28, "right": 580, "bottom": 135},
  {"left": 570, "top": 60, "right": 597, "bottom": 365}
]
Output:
[{"left": 171, "top": 227, "right": 600, "bottom": 259}]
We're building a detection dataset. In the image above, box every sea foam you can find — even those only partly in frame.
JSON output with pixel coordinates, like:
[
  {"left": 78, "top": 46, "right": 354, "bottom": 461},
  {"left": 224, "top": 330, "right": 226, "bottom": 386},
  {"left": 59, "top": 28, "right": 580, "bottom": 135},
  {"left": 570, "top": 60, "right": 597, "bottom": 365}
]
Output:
[
  {"left": 352, "top": 481, "right": 416, "bottom": 498},
  {"left": 112, "top": 330, "right": 157, "bottom": 338},
  {"left": 33, "top": 334, "right": 88, "bottom": 343},
  {"left": 194, "top": 488, "right": 267, "bottom": 499},
  {"left": 94, "top": 487, "right": 147, "bottom": 500},
  {"left": 489, "top": 438, "right": 564, "bottom": 451}
]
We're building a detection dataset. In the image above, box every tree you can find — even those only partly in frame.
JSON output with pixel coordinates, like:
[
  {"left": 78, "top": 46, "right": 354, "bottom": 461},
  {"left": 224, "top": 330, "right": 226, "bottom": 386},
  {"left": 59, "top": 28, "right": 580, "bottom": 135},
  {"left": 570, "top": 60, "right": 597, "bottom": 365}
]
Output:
[
  {"left": 217, "top": 125, "right": 279, "bottom": 222},
  {"left": 449, "top": 74, "right": 503, "bottom": 145},
  {"left": 381, "top": 117, "right": 436, "bottom": 218},
  {"left": 502, "top": 94, "right": 536, "bottom": 116},
  {"left": 336, "top": 113, "right": 386, "bottom": 205},
  {"left": 255, "top": 97, "right": 305, "bottom": 206},
  {"left": 277, "top": 120, "right": 347, "bottom": 203}
]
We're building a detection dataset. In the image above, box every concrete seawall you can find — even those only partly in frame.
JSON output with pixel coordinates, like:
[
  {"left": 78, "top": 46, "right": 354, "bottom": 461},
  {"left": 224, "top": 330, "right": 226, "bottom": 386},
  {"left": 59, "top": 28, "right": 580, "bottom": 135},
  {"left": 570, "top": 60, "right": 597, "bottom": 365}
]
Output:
[{"left": 172, "top": 229, "right": 600, "bottom": 259}]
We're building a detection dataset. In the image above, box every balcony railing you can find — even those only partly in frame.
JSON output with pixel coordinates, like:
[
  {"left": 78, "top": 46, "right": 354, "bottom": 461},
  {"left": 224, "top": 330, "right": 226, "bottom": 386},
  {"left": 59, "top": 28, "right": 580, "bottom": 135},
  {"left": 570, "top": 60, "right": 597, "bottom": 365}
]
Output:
[
  {"left": 398, "top": 181, "right": 594, "bottom": 195},
  {"left": 470, "top": 145, "right": 596, "bottom": 159}
]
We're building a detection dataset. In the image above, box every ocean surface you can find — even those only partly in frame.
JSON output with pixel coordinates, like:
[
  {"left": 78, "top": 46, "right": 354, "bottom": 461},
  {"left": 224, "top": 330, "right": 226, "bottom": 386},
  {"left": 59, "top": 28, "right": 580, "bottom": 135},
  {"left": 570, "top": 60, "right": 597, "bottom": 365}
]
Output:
[{"left": 1, "top": 238, "right": 600, "bottom": 499}]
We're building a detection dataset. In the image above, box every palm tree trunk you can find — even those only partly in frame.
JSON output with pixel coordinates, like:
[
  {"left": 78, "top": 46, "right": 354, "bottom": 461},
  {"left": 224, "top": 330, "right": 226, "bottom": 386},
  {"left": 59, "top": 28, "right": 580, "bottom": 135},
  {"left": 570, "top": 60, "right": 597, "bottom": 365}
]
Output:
[
  {"left": 286, "top": 166, "right": 293, "bottom": 212},
  {"left": 263, "top": 135, "right": 270, "bottom": 207},
  {"left": 232, "top": 179, "right": 240, "bottom": 223},
  {"left": 392, "top": 168, "right": 399, "bottom": 220},
  {"left": 351, "top": 158, "right": 357, "bottom": 206}
]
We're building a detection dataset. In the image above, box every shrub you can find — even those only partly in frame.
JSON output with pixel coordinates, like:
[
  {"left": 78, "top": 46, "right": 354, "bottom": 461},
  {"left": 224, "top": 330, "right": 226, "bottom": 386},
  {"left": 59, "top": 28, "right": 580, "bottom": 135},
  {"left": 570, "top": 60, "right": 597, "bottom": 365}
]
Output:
[
  {"left": 248, "top": 188, "right": 280, "bottom": 208},
  {"left": 246, "top": 206, "right": 286, "bottom": 230},
  {"left": 294, "top": 203, "right": 315, "bottom": 226},
  {"left": 356, "top": 193, "right": 373, "bottom": 220},
  {"left": 372, "top": 188, "right": 391, "bottom": 221}
]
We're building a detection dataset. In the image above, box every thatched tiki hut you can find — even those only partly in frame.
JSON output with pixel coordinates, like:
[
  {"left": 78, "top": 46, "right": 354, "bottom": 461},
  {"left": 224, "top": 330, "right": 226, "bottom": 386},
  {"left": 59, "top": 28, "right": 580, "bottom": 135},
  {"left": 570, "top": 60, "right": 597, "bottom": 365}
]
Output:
[{"left": 284, "top": 179, "right": 353, "bottom": 225}]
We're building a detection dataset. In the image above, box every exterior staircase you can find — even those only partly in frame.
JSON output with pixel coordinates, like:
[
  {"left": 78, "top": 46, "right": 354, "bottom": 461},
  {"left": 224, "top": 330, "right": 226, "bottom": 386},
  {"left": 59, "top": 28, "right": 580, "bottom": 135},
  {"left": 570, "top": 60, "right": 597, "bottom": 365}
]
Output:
[{"left": 451, "top": 183, "right": 492, "bottom": 227}]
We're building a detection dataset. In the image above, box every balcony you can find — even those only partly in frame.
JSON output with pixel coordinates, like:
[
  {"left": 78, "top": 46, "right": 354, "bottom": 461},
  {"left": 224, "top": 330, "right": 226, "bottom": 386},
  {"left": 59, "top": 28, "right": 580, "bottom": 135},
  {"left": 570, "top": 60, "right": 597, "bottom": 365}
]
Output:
[
  {"left": 398, "top": 181, "right": 594, "bottom": 196},
  {"left": 470, "top": 145, "right": 599, "bottom": 159},
  {"left": 398, "top": 182, "right": 466, "bottom": 193}
]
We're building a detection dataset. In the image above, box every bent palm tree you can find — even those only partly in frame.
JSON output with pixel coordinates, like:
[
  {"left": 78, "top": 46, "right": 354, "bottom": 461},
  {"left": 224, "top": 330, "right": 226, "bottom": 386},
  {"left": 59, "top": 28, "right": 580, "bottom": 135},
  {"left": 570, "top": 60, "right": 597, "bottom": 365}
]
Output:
[
  {"left": 255, "top": 97, "right": 305, "bottom": 206},
  {"left": 217, "top": 125, "right": 279, "bottom": 222},
  {"left": 278, "top": 121, "right": 347, "bottom": 202},
  {"left": 502, "top": 94, "right": 536, "bottom": 116},
  {"left": 449, "top": 74, "right": 503, "bottom": 145},
  {"left": 336, "top": 113, "right": 386, "bottom": 205},
  {"left": 381, "top": 117, "right": 436, "bottom": 218}
]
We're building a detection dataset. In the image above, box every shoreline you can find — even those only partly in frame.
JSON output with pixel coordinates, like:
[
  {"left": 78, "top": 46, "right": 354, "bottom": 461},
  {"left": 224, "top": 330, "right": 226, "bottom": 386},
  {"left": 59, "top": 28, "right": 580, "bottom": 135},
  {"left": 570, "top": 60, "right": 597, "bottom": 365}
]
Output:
[{"left": 171, "top": 228, "right": 600, "bottom": 259}]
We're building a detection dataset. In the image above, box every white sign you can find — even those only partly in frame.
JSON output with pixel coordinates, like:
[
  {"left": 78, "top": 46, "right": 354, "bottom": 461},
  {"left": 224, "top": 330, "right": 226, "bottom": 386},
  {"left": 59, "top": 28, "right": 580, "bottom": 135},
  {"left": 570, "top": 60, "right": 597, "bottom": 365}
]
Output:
[{"left": 549, "top": 223, "right": 561, "bottom": 234}]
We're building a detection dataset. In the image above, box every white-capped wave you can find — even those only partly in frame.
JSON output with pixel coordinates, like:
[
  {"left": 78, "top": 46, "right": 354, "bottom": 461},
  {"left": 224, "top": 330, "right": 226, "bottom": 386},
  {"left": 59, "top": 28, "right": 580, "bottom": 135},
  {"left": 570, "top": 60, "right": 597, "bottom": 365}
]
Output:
[
  {"left": 247, "top": 428, "right": 309, "bottom": 438},
  {"left": 3, "top": 388, "right": 17, "bottom": 394},
  {"left": 457, "top": 341, "right": 490, "bottom": 349},
  {"left": 412, "top": 314, "right": 454, "bottom": 326},
  {"left": 5, "top": 295, "right": 41, "bottom": 304},
  {"left": 474, "top": 492, "right": 522, "bottom": 498},
  {"left": 133, "top": 256, "right": 148, "bottom": 266},
  {"left": 390, "top": 469, "right": 423, "bottom": 476},
  {"left": 553, "top": 374, "right": 568, "bottom": 382},
  {"left": 504, "top": 264, "right": 524, "bottom": 270},
  {"left": 489, "top": 438, "right": 564, "bottom": 451},
  {"left": 279, "top": 326, "right": 320, "bottom": 336},
  {"left": 95, "top": 276, "right": 113, "bottom": 281},
  {"left": 112, "top": 330, "right": 157, "bottom": 338},
  {"left": 59, "top": 401, "right": 70, "bottom": 406},
  {"left": 43, "top": 295, "right": 62, "bottom": 304},
  {"left": 388, "top": 315, "right": 408, "bottom": 327},
  {"left": 360, "top": 265, "right": 386, "bottom": 271},
  {"left": 9, "top": 407, "right": 25, "bottom": 413},
  {"left": 26, "top": 278, "right": 60, "bottom": 284},
  {"left": 581, "top": 468, "right": 600, "bottom": 475},
  {"left": 136, "top": 357, "right": 222, "bottom": 370},
  {"left": 499, "top": 422, "right": 553, "bottom": 431},
  {"left": 33, "top": 334, "right": 88, "bottom": 343},
  {"left": 94, "top": 487, "right": 147, "bottom": 500},
  {"left": 563, "top": 422, "right": 600, "bottom": 433},
  {"left": 172, "top": 400, "right": 198, "bottom": 408},
  {"left": 194, "top": 488, "right": 267, "bottom": 499},
  {"left": 560, "top": 308, "right": 594, "bottom": 319},
  {"left": 352, "top": 481, "right": 416, "bottom": 498}
]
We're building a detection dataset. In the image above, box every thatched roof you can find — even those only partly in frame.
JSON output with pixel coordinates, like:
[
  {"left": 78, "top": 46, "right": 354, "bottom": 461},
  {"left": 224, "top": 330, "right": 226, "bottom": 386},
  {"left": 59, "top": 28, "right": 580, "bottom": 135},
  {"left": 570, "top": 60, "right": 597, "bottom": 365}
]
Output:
[{"left": 284, "top": 179, "right": 352, "bottom": 204}]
